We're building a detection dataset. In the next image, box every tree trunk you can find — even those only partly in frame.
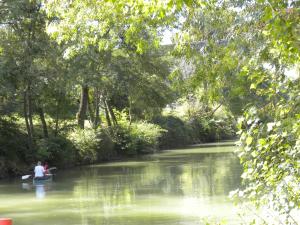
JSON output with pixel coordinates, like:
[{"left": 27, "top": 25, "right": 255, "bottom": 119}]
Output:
[
  {"left": 203, "top": 81, "right": 210, "bottom": 112},
  {"left": 54, "top": 99, "right": 60, "bottom": 137},
  {"left": 94, "top": 88, "right": 101, "bottom": 128},
  {"left": 208, "top": 103, "right": 222, "bottom": 118},
  {"left": 37, "top": 107, "right": 48, "bottom": 138},
  {"left": 27, "top": 85, "right": 34, "bottom": 137},
  {"left": 23, "top": 90, "right": 33, "bottom": 151},
  {"left": 87, "top": 92, "right": 95, "bottom": 128},
  {"left": 77, "top": 85, "right": 89, "bottom": 129},
  {"left": 128, "top": 96, "right": 132, "bottom": 125},
  {"left": 106, "top": 100, "right": 118, "bottom": 126},
  {"left": 104, "top": 101, "right": 112, "bottom": 127}
]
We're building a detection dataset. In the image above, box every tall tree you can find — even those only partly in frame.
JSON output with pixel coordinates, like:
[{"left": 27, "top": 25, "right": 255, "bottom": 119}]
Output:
[
  {"left": 44, "top": 0, "right": 179, "bottom": 127},
  {"left": 0, "top": 0, "right": 49, "bottom": 149}
]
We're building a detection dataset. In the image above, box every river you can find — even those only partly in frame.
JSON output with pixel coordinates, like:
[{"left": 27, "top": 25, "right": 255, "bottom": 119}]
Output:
[{"left": 0, "top": 142, "right": 242, "bottom": 225}]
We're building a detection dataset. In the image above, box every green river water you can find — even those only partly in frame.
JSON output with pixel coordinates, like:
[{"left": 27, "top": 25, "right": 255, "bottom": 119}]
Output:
[{"left": 0, "top": 142, "right": 242, "bottom": 225}]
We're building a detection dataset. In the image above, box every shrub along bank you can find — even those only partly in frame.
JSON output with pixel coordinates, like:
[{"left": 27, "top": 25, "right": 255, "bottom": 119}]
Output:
[
  {"left": 153, "top": 115, "right": 236, "bottom": 149},
  {"left": 0, "top": 115, "right": 236, "bottom": 178}
]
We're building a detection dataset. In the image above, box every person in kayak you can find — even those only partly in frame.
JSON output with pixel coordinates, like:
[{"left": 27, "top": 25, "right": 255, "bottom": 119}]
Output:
[
  {"left": 43, "top": 161, "right": 49, "bottom": 175},
  {"left": 34, "top": 161, "right": 45, "bottom": 179}
]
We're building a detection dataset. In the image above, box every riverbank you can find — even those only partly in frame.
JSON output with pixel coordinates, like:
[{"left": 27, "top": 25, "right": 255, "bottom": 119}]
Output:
[{"left": 0, "top": 115, "right": 236, "bottom": 179}]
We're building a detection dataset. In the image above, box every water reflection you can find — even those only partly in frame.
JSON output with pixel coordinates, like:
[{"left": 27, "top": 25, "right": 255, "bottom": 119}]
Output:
[
  {"left": 35, "top": 185, "right": 46, "bottom": 199},
  {"left": 21, "top": 183, "right": 31, "bottom": 190},
  {"left": 70, "top": 147, "right": 242, "bottom": 224},
  {"left": 21, "top": 182, "right": 50, "bottom": 199}
]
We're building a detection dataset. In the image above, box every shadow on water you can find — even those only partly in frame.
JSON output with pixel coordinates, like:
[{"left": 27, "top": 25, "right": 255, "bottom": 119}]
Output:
[{"left": 0, "top": 142, "right": 242, "bottom": 225}]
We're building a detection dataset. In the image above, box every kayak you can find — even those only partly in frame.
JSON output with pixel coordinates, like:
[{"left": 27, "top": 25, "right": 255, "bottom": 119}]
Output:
[
  {"left": 21, "top": 167, "right": 57, "bottom": 183},
  {"left": 33, "top": 174, "right": 53, "bottom": 184}
]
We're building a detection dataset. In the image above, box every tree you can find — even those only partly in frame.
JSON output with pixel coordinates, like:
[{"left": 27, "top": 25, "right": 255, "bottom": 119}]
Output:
[
  {"left": 0, "top": 0, "right": 51, "bottom": 149},
  {"left": 231, "top": 0, "right": 300, "bottom": 222},
  {"left": 173, "top": 0, "right": 300, "bottom": 221},
  {"left": 44, "top": 0, "right": 179, "bottom": 128}
]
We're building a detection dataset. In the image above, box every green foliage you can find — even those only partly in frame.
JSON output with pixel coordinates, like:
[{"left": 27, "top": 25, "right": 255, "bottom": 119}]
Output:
[
  {"left": 0, "top": 118, "right": 29, "bottom": 177},
  {"left": 233, "top": 76, "right": 300, "bottom": 222},
  {"left": 96, "top": 129, "right": 116, "bottom": 160},
  {"left": 67, "top": 127, "right": 116, "bottom": 164},
  {"left": 187, "top": 117, "right": 236, "bottom": 143},
  {"left": 0, "top": 118, "right": 28, "bottom": 159},
  {"left": 36, "top": 136, "right": 76, "bottom": 166},
  {"left": 111, "top": 120, "right": 165, "bottom": 155},
  {"left": 67, "top": 128, "right": 101, "bottom": 163},
  {"left": 45, "top": 0, "right": 178, "bottom": 54},
  {"left": 103, "top": 51, "right": 175, "bottom": 120},
  {"left": 171, "top": 0, "right": 299, "bottom": 221},
  {"left": 0, "top": 5, "right": 298, "bottom": 223},
  {"left": 154, "top": 114, "right": 236, "bottom": 149},
  {"left": 153, "top": 115, "right": 191, "bottom": 148},
  {"left": 224, "top": 0, "right": 300, "bottom": 222},
  {"left": 172, "top": 4, "right": 237, "bottom": 98}
]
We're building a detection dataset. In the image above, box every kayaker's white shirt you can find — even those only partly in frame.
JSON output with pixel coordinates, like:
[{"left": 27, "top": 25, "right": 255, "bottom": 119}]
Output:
[{"left": 34, "top": 165, "right": 45, "bottom": 177}]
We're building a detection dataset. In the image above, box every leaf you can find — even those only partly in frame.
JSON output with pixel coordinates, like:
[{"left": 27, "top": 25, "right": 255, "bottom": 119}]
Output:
[
  {"left": 250, "top": 83, "right": 257, "bottom": 90},
  {"left": 251, "top": 150, "right": 258, "bottom": 157},
  {"left": 246, "top": 136, "right": 253, "bottom": 145},
  {"left": 267, "top": 122, "right": 275, "bottom": 132},
  {"left": 183, "top": 0, "right": 193, "bottom": 7},
  {"left": 258, "top": 138, "right": 266, "bottom": 146}
]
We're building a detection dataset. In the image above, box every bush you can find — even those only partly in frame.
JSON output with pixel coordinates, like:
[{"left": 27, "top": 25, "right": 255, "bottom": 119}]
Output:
[
  {"left": 127, "top": 121, "right": 166, "bottom": 154},
  {"left": 187, "top": 117, "right": 236, "bottom": 143},
  {"left": 36, "top": 136, "right": 76, "bottom": 166},
  {"left": 95, "top": 129, "right": 116, "bottom": 160},
  {"left": 153, "top": 115, "right": 236, "bottom": 149},
  {"left": 67, "top": 128, "right": 115, "bottom": 164},
  {"left": 110, "top": 121, "right": 166, "bottom": 155},
  {"left": 214, "top": 118, "right": 237, "bottom": 140},
  {"left": 0, "top": 118, "right": 29, "bottom": 177},
  {"left": 153, "top": 116, "right": 191, "bottom": 149},
  {"left": 0, "top": 118, "right": 29, "bottom": 160},
  {"left": 67, "top": 128, "right": 99, "bottom": 163}
]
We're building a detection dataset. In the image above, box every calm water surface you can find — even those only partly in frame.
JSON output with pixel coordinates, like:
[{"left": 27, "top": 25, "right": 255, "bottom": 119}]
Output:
[{"left": 0, "top": 142, "right": 242, "bottom": 225}]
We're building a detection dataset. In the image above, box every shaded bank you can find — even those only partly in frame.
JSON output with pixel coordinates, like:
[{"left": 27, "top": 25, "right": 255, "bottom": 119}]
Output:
[{"left": 0, "top": 115, "right": 236, "bottom": 178}]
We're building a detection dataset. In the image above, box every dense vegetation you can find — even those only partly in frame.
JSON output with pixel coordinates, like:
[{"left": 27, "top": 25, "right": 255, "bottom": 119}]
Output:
[
  {"left": 0, "top": 0, "right": 299, "bottom": 223},
  {"left": 0, "top": 0, "right": 235, "bottom": 178}
]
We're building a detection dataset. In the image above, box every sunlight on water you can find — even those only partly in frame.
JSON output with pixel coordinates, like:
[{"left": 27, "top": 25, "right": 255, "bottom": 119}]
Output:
[{"left": 0, "top": 142, "right": 242, "bottom": 225}]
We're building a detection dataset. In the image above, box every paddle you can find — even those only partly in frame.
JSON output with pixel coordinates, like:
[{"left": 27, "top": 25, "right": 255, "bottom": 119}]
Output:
[
  {"left": 48, "top": 167, "right": 57, "bottom": 172},
  {"left": 21, "top": 175, "right": 31, "bottom": 180}
]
